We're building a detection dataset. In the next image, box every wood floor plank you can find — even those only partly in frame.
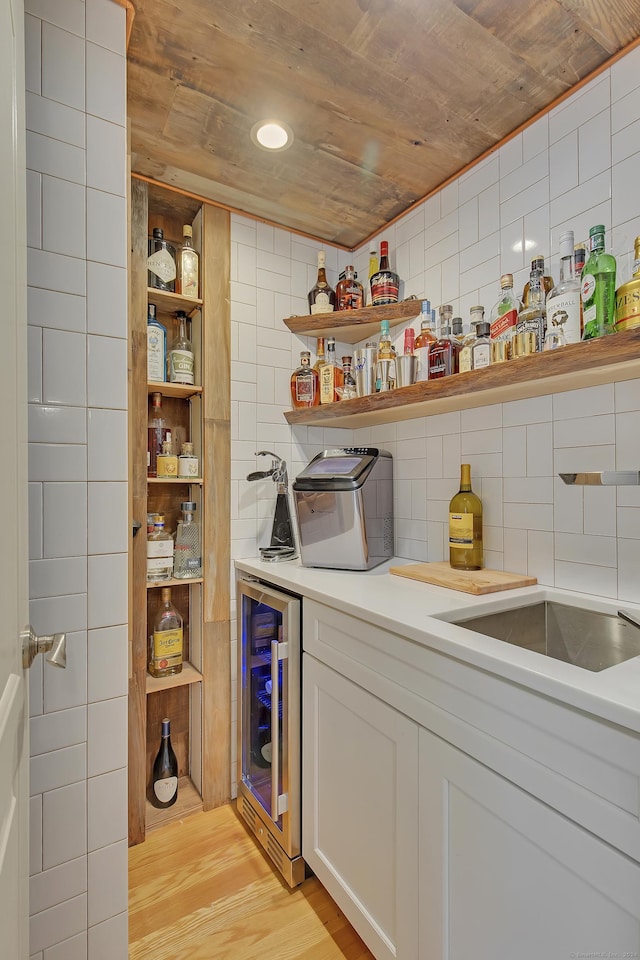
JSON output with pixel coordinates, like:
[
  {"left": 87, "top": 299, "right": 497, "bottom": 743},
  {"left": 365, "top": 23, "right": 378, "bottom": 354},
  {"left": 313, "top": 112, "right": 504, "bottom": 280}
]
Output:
[{"left": 129, "top": 802, "right": 374, "bottom": 960}]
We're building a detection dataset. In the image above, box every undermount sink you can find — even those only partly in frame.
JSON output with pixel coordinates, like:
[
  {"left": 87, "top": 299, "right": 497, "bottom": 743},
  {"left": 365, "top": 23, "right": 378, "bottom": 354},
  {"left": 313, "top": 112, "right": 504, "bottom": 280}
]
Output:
[{"left": 453, "top": 602, "right": 640, "bottom": 672}]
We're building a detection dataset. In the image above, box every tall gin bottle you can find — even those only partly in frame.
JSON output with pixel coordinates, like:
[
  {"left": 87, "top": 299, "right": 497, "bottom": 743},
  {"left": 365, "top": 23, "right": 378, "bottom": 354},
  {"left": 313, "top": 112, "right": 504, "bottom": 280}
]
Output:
[{"left": 581, "top": 225, "right": 616, "bottom": 339}]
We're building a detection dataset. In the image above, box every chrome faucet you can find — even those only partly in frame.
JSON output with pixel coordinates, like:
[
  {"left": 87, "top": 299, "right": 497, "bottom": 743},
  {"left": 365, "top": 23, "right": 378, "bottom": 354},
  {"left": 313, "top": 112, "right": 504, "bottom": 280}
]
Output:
[{"left": 247, "top": 451, "right": 297, "bottom": 561}]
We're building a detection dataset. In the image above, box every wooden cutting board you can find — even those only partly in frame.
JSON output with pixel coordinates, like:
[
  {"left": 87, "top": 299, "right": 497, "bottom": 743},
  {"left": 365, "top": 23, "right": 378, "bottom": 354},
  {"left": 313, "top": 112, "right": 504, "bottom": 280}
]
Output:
[{"left": 389, "top": 561, "right": 537, "bottom": 595}]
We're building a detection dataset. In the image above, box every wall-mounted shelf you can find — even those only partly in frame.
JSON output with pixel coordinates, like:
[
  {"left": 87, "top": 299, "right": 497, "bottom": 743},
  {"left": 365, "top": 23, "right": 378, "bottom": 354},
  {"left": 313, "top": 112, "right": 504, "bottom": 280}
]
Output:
[
  {"left": 283, "top": 299, "right": 422, "bottom": 344},
  {"left": 147, "top": 477, "right": 204, "bottom": 486},
  {"left": 146, "top": 287, "right": 203, "bottom": 314},
  {"left": 284, "top": 329, "right": 640, "bottom": 428},
  {"left": 146, "top": 576, "right": 204, "bottom": 589},
  {"left": 147, "top": 382, "right": 203, "bottom": 399},
  {"left": 146, "top": 661, "right": 203, "bottom": 693}
]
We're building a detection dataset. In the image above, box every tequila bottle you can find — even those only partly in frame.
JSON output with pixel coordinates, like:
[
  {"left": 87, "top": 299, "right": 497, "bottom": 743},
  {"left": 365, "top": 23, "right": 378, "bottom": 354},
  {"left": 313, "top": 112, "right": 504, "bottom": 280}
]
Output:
[
  {"left": 146, "top": 515, "right": 174, "bottom": 582},
  {"left": 149, "top": 588, "right": 183, "bottom": 678},
  {"left": 173, "top": 501, "right": 202, "bottom": 579}
]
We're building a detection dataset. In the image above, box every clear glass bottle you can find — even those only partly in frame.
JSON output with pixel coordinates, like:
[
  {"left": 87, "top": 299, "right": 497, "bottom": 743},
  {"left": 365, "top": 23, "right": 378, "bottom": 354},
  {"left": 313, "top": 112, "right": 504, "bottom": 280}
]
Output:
[
  {"left": 290, "top": 350, "right": 320, "bottom": 408},
  {"left": 173, "top": 501, "right": 202, "bottom": 579},
  {"left": 458, "top": 307, "right": 483, "bottom": 373},
  {"left": 146, "top": 514, "right": 174, "bottom": 582},
  {"left": 149, "top": 587, "right": 183, "bottom": 678},
  {"left": 335, "top": 265, "right": 364, "bottom": 310},
  {"left": 545, "top": 230, "right": 581, "bottom": 345},
  {"left": 178, "top": 224, "right": 199, "bottom": 300},
  {"left": 471, "top": 321, "right": 492, "bottom": 369},
  {"left": 178, "top": 441, "right": 199, "bottom": 478},
  {"left": 147, "top": 392, "right": 170, "bottom": 478},
  {"left": 338, "top": 356, "right": 358, "bottom": 400},
  {"left": 414, "top": 299, "right": 436, "bottom": 382},
  {"left": 376, "top": 319, "right": 395, "bottom": 391},
  {"left": 147, "top": 227, "right": 177, "bottom": 292},
  {"left": 147, "top": 303, "right": 166, "bottom": 382},
  {"left": 490, "top": 273, "right": 521, "bottom": 360},
  {"left": 581, "top": 224, "right": 617, "bottom": 340},
  {"left": 370, "top": 241, "right": 400, "bottom": 305},
  {"left": 149, "top": 718, "right": 179, "bottom": 808},
  {"left": 522, "top": 255, "right": 554, "bottom": 306},
  {"left": 319, "top": 336, "right": 343, "bottom": 403},
  {"left": 169, "top": 311, "right": 195, "bottom": 384},
  {"left": 156, "top": 436, "right": 179, "bottom": 478},
  {"left": 515, "top": 269, "right": 546, "bottom": 355},
  {"left": 449, "top": 463, "right": 483, "bottom": 571},
  {"left": 308, "top": 251, "right": 336, "bottom": 314}
]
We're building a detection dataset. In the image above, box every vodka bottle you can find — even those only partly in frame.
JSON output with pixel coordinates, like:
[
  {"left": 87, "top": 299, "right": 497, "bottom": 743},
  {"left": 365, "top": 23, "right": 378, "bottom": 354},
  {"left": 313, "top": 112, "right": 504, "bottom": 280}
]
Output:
[
  {"left": 546, "top": 230, "right": 581, "bottom": 344},
  {"left": 173, "top": 501, "right": 202, "bottom": 579}
]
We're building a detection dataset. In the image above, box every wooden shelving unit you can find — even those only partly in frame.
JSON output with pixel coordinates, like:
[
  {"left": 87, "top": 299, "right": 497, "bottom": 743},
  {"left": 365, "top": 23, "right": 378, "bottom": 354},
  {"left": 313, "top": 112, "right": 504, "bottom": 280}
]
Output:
[
  {"left": 128, "top": 178, "right": 231, "bottom": 844},
  {"left": 283, "top": 299, "right": 422, "bottom": 344},
  {"left": 283, "top": 323, "right": 640, "bottom": 429}
]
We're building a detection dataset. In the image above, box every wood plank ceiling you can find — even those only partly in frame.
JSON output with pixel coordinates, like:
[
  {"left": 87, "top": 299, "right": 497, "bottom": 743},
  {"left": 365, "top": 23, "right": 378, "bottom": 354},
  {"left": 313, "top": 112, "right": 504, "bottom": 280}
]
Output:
[{"left": 127, "top": 0, "right": 640, "bottom": 248}]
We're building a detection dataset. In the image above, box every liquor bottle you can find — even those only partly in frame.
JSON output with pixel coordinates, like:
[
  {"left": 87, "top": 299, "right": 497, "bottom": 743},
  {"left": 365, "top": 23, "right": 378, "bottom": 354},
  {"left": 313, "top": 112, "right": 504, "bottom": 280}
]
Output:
[
  {"left": 451, "top": 317, "right": 465, "bottom": 345},
  {"left": 366, "top": 246, "right": 378, "bottom": 306},
  {"left": 173, "top": 501, "right": 202, "bottom": 579},
  {"left": 146, "top": 514, "right": 174, "bottom": 582},
  {"left": 581, "top": 225, "right": 617, "bottom": 340},
  {"left": 149, "top": 587, "right": 184, "bottom": 678},
  {"left": 156, "top": 436, "right": 179, "bottom": 478},
  {"left": 338, "top": 357, "right": 357, "bottom": 399},
  {"left": 545, "top": 230, "right": 581, "bottom": 344},
  {"left": 395, "top": 328, "right": 416, "bottom": 387},
  {"left": 574, "top": 242, "right": 587, "bottom": 275},
  {"left": 370, "top": 241, "right": 400, "bottom": 305},
  {"left": 149, "top": 718, "right": 179, "bottom": 808},
  {"left": 313, "top": 337, "right": 326, "bottom": 374},
  {"left": 147, "top": 227, "right": 177, "bottom": 292},
  {"left": 376, "top": 319, "right": 395, "bottom": 391},
  {"left": 290, "top": 350, "right": 320, "bottom": 408},
  {"left": 449, "top": 463, "right": 483, "bottom": 571},
  {"left": 428, "top": 320, "right": 459, "bottom": 379},
  {"left": 471, "top": 321, "right": 492, "bottom": 370},
  {"left": 169, "top": 311, "right": 195, "bottom": 384},
  {"left": 490, "top": 274, "right": 521, "bottom": 360},
  {"left": 439, "top": 304, "right": 453, "bottom": 332},
  {"left": 458, "top": 307, "right": 483, "bottom": 373},
  {"left": 147, "top": 303, "right": 166, "bottom": 382},
  {"left": 522, "top": 255, "right": 554, "bottom": 306},
  {"left": 308, "top": 251, "right": 336, "bottom": 315},
  {"left": 147, "top": 392, "right": 170, "bottom": 478},
  {"left": 335, "top": 265, "right": 364, "bottom": 310},
  {"left": 614, "top": 236, "right": 640, "bottom": 332},
  {"left": 319, "top": 336, "right": 343, "bottom": 403},
  {"left": 178, "top": 224, "right": 199, "bottom": 300},
  {"left": 178, "top": 441, "right": 199, "bottom": 479},
  {"left": 403, "top": 326, "right": 415, "bottom": 355},
  {"left": 514, "top": 269, "right": 546, "bottom": 355},
  {"left": 414, "top": 300, "right": 436, "bottom": 382}
]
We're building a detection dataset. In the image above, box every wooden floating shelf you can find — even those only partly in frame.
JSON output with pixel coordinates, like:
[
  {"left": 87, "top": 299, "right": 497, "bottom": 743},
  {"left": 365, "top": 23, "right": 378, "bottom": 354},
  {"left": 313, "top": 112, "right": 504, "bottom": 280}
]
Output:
[
  {"left": 147, "top": 477, "right": 204, "bottom": 485},
  {"left": 146, "top": 576, "right": 204, "bottom": 589},
  {"left": 145, "top": 775, "right": 203, "bottom": 832},
  {"left": 146, "top": 661, "right": 203, "bottom": 693},
  {"left": 146, "top": 287, "right": 203, "bottom": 313},
  {"left": 283, "top": 300, "right": 422, "bottom": 344},
  {"left": 284, "top": 329, "right": 640, "bottom": 428},
  {"left": 147, "top": 381, "right": 203, "bottom": 399}
]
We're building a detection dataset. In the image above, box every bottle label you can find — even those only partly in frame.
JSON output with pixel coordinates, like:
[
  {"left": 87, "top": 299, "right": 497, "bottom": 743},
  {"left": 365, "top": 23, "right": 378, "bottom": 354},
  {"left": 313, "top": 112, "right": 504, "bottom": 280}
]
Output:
[
  {"left": 295, "top": 376, "right": 315, "bottom": 404},
  {"left": 449, "top": 513, "right": 473, "bottom": 549},
  {"left": 490, "top": 308, "right": 518, "bottom": 341},
  {"left": 147, "top": 540, "right": 174, "bottom": 559},
  {"left": 170, "top": 349, "right": 195, "bottom": 384},
  {"left": 319, "top": 364, "right": 335, "bottom": 403},
  {"left": 472, "top": 343, "right": 491, "bottom": 369},
  {"left": 370, "top": 272, "right": 399, "bottom": 305},
  {"left": 147, "top": 248, "right": 176, "bottom": 283},
  {"left": 178, "top": 456, "right": 199, "bottom": 477},
  {"left": 153, "top": 628, "right": 183, "bottom": 667},
  {"left": 154, "top": 776, "right": 178, "bottom": 803},
  {"left": 414, "top": 346, "right": 430, "bottom": 382},
  {"left": 311, "top": 291, "right": 334, "bottom": 314},
  {"left": 156, "top": 455, "right": 178, "bottom": 477},
  {"left": 581, "top": 274, "right": 596, "bottom": 304},
  {"left": 147, "top": 323, "right": 166, "bottom": 381},
  {"left": 546, "top": 290, "right": 581, "bottom": 343},
  {"left": 458, "top": 346, "right": 472, "bottom": 373},
  {"left": 180, "top": 251, "right": 199, "bottom": 299}
]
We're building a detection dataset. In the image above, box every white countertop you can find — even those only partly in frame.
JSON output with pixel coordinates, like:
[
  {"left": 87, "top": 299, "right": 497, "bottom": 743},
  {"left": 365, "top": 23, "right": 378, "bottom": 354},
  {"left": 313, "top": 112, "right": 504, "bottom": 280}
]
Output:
[{"left": 235, "top": 555, "right": 640, "bottom": 733}]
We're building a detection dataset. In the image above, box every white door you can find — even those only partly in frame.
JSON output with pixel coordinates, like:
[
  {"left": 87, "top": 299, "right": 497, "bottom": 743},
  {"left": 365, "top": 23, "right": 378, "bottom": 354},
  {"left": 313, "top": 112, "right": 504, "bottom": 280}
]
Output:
[{"left": 0, "top": 0, "right": 29, "bottom": 956}]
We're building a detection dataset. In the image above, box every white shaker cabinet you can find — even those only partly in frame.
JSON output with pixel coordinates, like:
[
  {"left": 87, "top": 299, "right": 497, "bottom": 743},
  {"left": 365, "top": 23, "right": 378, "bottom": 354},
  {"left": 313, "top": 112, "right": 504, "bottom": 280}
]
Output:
[{"left": 302, "top": 653, "right": 419, "bottom": 960}]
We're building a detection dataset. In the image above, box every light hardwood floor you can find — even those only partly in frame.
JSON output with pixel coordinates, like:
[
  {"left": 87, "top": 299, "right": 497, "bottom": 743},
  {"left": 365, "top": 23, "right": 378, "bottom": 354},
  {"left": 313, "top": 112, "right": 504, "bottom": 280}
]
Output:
[{"left": 129, "top": 802, "right": 375, "bottom": 960}]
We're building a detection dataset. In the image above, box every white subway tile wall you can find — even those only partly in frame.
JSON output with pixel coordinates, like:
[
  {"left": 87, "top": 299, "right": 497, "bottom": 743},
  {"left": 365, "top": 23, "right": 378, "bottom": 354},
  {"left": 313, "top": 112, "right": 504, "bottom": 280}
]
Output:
[
  {"left": 229, "top": 49, "right": 640, "bottom": 790},
  {"left": 25, "top": 1, "right": 128, "bottom": 958}
]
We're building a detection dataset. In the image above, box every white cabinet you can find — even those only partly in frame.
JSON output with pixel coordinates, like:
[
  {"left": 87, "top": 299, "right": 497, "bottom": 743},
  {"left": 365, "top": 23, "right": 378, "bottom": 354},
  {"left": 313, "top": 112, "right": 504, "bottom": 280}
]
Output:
[
  {"left": 419, "top": 726, "right": 640, "bottom": 959},
  {"left": 302, "top": 653, "right": 419, "bottom": 960}
]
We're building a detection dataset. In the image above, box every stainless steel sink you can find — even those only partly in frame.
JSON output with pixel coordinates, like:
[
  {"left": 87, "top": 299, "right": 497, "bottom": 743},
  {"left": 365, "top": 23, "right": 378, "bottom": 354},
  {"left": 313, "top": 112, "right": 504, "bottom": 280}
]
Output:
[{"left": 453, "top": 602, "right": 640, "bottom": 672}]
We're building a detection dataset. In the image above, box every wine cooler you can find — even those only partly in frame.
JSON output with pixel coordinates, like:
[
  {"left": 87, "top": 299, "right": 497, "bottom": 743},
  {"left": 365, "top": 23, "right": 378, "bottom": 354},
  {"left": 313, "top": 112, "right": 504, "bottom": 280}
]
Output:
[{"left": 236, "top": 577, "right": 305, "bottom": 886}]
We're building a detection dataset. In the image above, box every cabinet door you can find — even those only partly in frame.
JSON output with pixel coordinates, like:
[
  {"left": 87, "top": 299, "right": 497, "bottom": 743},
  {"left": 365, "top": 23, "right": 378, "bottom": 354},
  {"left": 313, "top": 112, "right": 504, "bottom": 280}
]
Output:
[
  {"left": 419, "top": 727, "right": 640, "bottom": 959},
  {"left": 303, "top": 653, "right": 419, "bottom": 960}
]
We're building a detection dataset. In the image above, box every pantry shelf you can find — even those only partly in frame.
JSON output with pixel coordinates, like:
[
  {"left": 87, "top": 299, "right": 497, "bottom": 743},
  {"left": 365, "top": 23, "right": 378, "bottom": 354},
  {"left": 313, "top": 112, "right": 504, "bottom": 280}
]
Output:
[
  {"left": 146, "top": 576, "right": 204, "bottom": 589},
  {"left": 146, "top": 661, "right": 204, "bottom": 693},
  {"left": 147, "top": 381, "right": 203, "bottom": 399}
]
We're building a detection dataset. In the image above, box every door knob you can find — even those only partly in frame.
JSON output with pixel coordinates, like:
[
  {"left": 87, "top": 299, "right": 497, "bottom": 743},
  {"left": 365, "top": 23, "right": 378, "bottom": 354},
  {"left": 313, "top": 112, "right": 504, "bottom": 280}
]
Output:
[{"left": 21, "top": 625, "right": 67, "bottom": 669}]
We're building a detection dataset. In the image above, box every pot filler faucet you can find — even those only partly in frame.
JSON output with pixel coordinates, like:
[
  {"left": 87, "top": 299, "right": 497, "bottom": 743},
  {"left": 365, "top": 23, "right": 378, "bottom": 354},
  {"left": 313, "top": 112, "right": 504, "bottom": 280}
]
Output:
[{"left": 247, "top": 451, "right": 298, "bottom": 561}]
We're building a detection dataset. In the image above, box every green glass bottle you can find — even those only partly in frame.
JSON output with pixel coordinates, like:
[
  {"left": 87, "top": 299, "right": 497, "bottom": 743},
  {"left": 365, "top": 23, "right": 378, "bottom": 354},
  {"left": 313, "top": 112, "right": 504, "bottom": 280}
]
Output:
[{"left": 581, "top": 225, "right": 616, "bottom": 340}]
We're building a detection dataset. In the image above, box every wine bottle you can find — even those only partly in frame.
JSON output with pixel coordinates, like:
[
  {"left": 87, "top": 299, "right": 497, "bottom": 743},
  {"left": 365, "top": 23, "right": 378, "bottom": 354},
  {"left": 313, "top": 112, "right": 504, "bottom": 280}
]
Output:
[
  {"left": 149, "top": 718, "right": 178, "bottom": 808},
  {"left": 449, "top": 464, "right": 483, "bottom": 570}
]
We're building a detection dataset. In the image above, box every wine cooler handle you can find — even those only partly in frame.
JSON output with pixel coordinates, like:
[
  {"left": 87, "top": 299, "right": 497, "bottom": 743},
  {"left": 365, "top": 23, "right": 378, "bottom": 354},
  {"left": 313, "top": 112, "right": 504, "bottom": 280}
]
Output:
[{"left": 270, "top": 636, "right": 289, "bottom": 820}]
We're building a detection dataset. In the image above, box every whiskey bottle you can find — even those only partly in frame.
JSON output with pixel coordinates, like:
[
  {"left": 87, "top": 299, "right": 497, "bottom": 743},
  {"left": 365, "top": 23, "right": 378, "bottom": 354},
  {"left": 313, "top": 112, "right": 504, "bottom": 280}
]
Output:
[
  {"left": 308, "top": 251, "right": 336, "bottom": 314},
  {"left": 335, "top": 265, "right": 364, "bottom": 310},
  {"left": 319, "top": 337, "right": 343, "bottom": 403},
  {"left": 147, "top": 392, "right": 170, "bottom": 477},
  {"left": 515, "top": 269, "right": 546, "bottom": 355},
  {"left": 147, "top": 227, "right": 177, "bottom": 292},
  {"left": 490, "top": 274, "right": 521, "bottom": 360},
  {"left": 147, "top": 304, "right": 166, "bottom": 382},
  {"left": 146, "top": 515, "right": 174, "bottom": 582},
  {"left": 545, "top": 230, "right": 581, "bottom": 344},
  {"left": 338, "top": 356, "right": 357, "bottom": 400},
  {"left": 290, "top": 350, "right": 320, "bottom": 408},
  {"left": 149, "top": 588, "right": 183, "bottom": 678},
  {"left": 449, "top": 464, "right": 483, "bottom": 571},
  {"left": 149, "top": 718, "right": 179, "bottom": 808},
  {"left": 173, "top": 501, "right": 202, "bottom": 579},
  {"left": 428, "top": 321, "right": 459, "bottom": 379},
  {"left": 522, "top": 256, "right": 554, "bottom": 306},
  {"left": 614, "top": 236, "right": 640, "bottom": 332},
  {"left": 313, "top": 337, "right": 326, "bottom": 374},
  {"left": 168, "top": 311, "right": 195, "bottom": 384},
  {"left": 414, "top": 300, "right": 436, "bottom": 382},
  {"left": 178, "top": 224, "right": 199, "bottom": 300},
  {"left": 581, "top": 225, "right": 617, "bottom": 340},
  {"left": 370, "top": 241, "right": 399, "bottom": 305}
]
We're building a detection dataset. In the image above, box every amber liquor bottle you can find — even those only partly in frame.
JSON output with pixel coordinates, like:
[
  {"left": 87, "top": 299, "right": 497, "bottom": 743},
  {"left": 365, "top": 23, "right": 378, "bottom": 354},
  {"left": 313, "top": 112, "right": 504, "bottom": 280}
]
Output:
[
  {"left": 428, "top": 321, "right": 459, "bottom": 379},
  {"left": 290, "top": 351, "right": 320, "bottom": 408},
  {"left": 335, "top": 265, "right": 364, "bottom": 310},
  {"left": 308, "top": 251, "right": 336, "bottom": 314},
  {"left": 370, "top": 242, "right": 400, "bottom": 305},
  {"left": 319, "top": 337, "right": 343, "bottom": 403}
]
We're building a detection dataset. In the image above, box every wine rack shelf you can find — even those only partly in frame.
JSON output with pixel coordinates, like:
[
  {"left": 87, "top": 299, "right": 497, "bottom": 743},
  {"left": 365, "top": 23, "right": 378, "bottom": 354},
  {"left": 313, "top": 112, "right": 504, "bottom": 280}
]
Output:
[
  {"left": 146, "top": 661, "right": 204, "bottom": 694},
  {"left": 283, "top": 328, "right": 640, "bottom": 429}
]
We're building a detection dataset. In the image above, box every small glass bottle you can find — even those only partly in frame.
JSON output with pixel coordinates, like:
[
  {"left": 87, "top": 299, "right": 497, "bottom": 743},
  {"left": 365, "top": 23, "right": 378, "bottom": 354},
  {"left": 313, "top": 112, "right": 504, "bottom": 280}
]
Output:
[
  {"left": 146, "top": 515, "right": 174, "bottom": 582},
  {"left": 169, "top": 311, "right": 195, "bottom": 384},
  {"left": 338, "top": 356, "right": 357, "bottom": 400},
  {"left": 319, "top": 336, "right": 343, "bottom": 403},
  {"left": 515, "top": 270, "right": 546, "bottom": 355},
  {"left": 147, "top": 303, "right": 166, "bottom": 382},
  {"left": 451, "top": 317, "right": 465, "bottom": 346},
  {"left": 308, "top": 251, "right": 336, "bottom": 314},
  {"left": 290, "top": 350, "right": 320, "bottom": 408},
  {"left": 522, "top": 255, "right": 554, "bottom": 306},
  {"left": 458, "top": 307, "right": 483, "bottom": 373},
  {"left": 147, "top": 227, "right": 177, "bottom": 292},
  {"left": 581, "top": 224, "right": 617, "bottom": 340},
  {"left": 149, "top": 587, "right": 183, "bottom": 678},
  {"left": 376, "top": 319, "right": 395, "bottom": 391},
  {"left": 147, "top": 392, "right": 170, "bottom": 478},
  {"left": 370, "top": 241, "right": 400, "bottom": 305},
  {"left": 173, "top": 501, "right": 202, "bottom": 579},
  {"left": 178, "top": 441, "right": 199, "bottom": 478},
  {"left": 414, "top": 299, "right": 436, "bottom": 383},
  {"left": 471, "top": 321, "right": 492, "bottom": 370},
  {"left": 178, "top": 224, "right": 199, "bottom": 300},
  {"left": 546, "top": 230, "right": 581, "bottom": 345},
  {"left": 156, "top": 436, "right": 179, "bottom": 478},
  {"left": 490, "top": 274, "right": 521, "bottom": 361},
  {"left": 335, "top": 265, "right": 364, "bottom": 310},
  {"left": 439, "top": 303, "right": 454, "bottom": 333}
]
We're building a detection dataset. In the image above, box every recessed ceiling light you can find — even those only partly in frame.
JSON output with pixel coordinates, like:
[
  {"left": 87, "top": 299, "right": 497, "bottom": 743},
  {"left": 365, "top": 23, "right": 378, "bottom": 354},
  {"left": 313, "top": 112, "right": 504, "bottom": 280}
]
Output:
[{"left": 251, "top": 120, "right": 293, "bottom": 152}]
